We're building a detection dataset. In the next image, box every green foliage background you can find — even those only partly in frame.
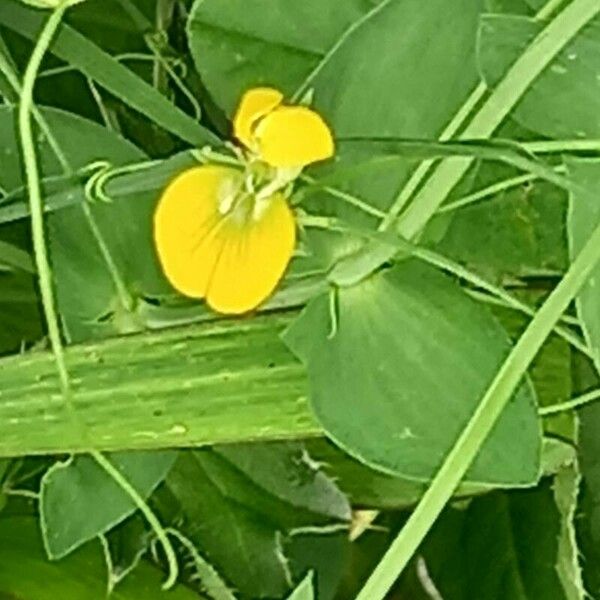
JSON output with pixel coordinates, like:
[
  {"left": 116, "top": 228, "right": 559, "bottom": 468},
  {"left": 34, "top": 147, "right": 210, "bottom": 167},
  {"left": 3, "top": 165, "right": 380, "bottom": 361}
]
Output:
[{"left": 0, "top": 0, "right": 599, "bottom": 598}]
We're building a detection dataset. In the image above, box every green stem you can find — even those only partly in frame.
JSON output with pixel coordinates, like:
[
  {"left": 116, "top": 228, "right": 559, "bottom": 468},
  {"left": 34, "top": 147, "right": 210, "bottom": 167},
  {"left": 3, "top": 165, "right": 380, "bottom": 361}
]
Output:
[
  {"left": 300, "top": 174, "right": 386, "bottom": 218},
  {"left": 536, "top": 0, "right": 569, "bottom": 19},
  {"left": 539, "top": 388, "right": 600, "bottom": 416},
  {"left": 91, "top": 450, "right": 178, "bottom": 590},
  {"left": 354, "top": 206, "right": 600, "bottom": 600},
  {"left": 18, "top": 2, "right": 71, "bottom": 397},
  {"left": 18, "top": 5, "right": 177, "bottom": 588},
  {"left": 2, "top": 31, "right": 135, "bottom": 314},
  {"left": 524, "top": 139, "right": 600, "bottom": 153},
  {"left": 80, "top": 202, "right": 134, "bottom": 312},
  {"left": 378, "top": 83, "right": 486, "bottom": 231},
  {"left": 0, "top": 39, "right": 70, "bottom": 173},
  {"left": 414, "top": 246, "right": 591, "bottom": 358},
  {"left": 396, "top": 0, "right": 600, "bottom": 240},
  {"left": 437, "top": 172, "right": 541, "bottom": 214}
]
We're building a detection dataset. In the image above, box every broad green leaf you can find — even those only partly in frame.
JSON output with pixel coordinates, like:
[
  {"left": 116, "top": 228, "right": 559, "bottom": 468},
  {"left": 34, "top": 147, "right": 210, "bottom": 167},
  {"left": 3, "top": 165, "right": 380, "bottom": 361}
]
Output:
[
  {"left": 0, "top": 106, "right": 170, "bottom": 342},
  {"left": 285, "top": 572, "right": 314, "bottom": 600},
  {"left": 40, "top": 450, "right": 176, "bottom": 559},
  {"left": 284, "top": 260, "right": 541, "bottom": 485},
  {"left": 307, "top": 436, "right": 574, "bottom": 509},
  {"left": 213, "top": 441, "right": 351, "bottom": 522},
  {"left": 166, "top": 451, "right": 291, "bottom": 598},
  {"left": 187, "top": 0, "right": 374, "bottom": 116},
  {"left": 0, "top": 0, "right": 215, "bottom": 146},
  {"left": 307, "top": 439, "right": 427, "bottom": 509},
  {"left": 566, "top": 158, "right": 600, "bottom": 374},
  {"left": 0, "top": 516, "right": 199, "bottom": 599},
  {"left": 397, "top": 478, "right": 580, "bottom": 599},
  {"left": 478, "top": 14, "right": 600, "bottom": 138}
]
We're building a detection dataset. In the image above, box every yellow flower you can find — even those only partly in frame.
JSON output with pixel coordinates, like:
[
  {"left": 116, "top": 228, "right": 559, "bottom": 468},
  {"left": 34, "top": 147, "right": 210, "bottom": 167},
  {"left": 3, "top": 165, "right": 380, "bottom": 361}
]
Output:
[{"left": 154, "top": 87, "right": 334, "bottom": 314}]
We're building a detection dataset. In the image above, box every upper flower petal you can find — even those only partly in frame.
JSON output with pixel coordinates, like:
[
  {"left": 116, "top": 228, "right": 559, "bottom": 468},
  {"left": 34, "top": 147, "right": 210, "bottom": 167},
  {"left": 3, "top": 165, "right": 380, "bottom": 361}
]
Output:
[
  {"left": 153, "top": 165, "right": 241, "bottom": 298},
  {"left": 206, "top": 192, "right": 296, "bottom": 314},
  {"left": 233, "top": 87, "right": 284, "bottom": 150},
  {"left": 254, "top": 106, "right": 334, "bottom": 168}
]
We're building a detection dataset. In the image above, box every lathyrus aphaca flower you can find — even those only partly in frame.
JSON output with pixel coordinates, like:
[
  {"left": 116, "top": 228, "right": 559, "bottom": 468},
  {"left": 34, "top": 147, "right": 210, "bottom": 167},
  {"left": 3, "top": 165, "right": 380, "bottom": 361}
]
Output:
[{"left": 154, "top": 88, "right": 334, "bottom": 314}]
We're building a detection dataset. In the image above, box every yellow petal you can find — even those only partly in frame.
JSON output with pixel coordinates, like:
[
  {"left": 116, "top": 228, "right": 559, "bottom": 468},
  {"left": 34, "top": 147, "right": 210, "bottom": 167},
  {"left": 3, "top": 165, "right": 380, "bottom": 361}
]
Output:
[
  {"left": 153, "top": 166, "right": 241, "bottom": 298},
  {"left": 233, "top": 87, "right": 283, "bottom": 149},
  {"left": 254, "top": 106, "right": 334, "bottom": 168},
  {"left": 207, "top": 193, "right": 296, "bottom": 314}
]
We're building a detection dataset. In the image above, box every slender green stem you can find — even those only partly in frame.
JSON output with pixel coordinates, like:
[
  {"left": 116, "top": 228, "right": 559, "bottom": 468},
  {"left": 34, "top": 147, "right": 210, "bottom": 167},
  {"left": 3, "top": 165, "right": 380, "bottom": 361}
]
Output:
[
  {"left": 80, "top": 203, "right": 134, "bottom": 312},
  {"left": 152, "top": 0, "right": 174, "bottom": 92},
  {"left": 524, "top": 140, "right": 600, "bottom": 154},
  {"left": 378, "top": 83, "right": 486, "bottom": 231},
  {"left": 414, "top": 247, "right": 591, "bottom": 358},
  {"left": 437, "top": 172, "right": 540, "bottom": 214},
  {"left": 537, "top": 0, "right": 569, "bottom": 19},
  {"left": 396, "top": 0, "right": 600, "bottom": 240},
  {"left": 355, "top": 207, "right": 600, "bottom": 600},
  {"left": 300, "top": 174, "right": 386, "bottom": 218},
  {"left": 291, "top": 0, "right": 392, "bottom": 102},
  {"left": 466, "top": 288, "right": 580, "bottom": 328},
  {"left": 166, "top": 529, "right": 236, "bottom": 600},
  {"left": 18, "top": 6, "right": 178, "bottom": 588},
  {"left": 145, "top": 34, "right": 201, "bottom": 121},
  {"left": 1, "top": 32, "right": 134, "bottom": 313},
  {"left": 18, "top": 2, "right": 71, "bottom": 396},
  {"left": 86, "top": 77, "right": 119, "bottom": 131},
  {"left": 0, "top": 41, "right": 70, "bottom": 173},
  {"left": 539, "top": 388, "right": 600, "bottom": 416},
  {"left": 92, "top": 450, "right": 178, "bottom": 590}
]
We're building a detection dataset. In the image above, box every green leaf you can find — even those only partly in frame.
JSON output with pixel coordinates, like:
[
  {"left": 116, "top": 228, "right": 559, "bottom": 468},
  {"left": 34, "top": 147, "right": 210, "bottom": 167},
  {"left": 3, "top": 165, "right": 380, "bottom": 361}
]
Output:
[
  {"left": 477, "top": 14, "right": 600, "bottom": 138},
  {"left": 566, "top": 157, "right": 600, "bottom": 374},
  {"left": 0, "top": 516, "right": 199, "bottom": 599},
  {"left": 0, "top": 0, "right": 216, "bottom": 145},
  {"left": 187, "top": 0, "right": 373, "bottom": 116},
  {"left": 166, "top": 451, "right": 292, "bottom": 598},
  {"left": 0, "top": 105, "right": 170, "bottom": 342},
  {"left": 213, "top": 441, "right": 351, "bottom": 522},
  {"left": 283, "top": 260, "right": 541, "bottom": 485},
  {"left": 40, "top": 450, "right": 176, "bottom": 559},
  {"left": 286, "top": 572, "right": 314, "bottom": 600}
]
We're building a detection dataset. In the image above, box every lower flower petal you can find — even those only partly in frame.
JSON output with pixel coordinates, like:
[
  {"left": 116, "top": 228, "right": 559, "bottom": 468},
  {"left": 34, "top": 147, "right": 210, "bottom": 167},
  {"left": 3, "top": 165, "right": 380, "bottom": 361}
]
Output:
[
  {"left": 153, "top": 165, "right": 240, "bottom": 298},
  {"left": 207, "top": 193, "right": 296, "bottom": 314}
]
